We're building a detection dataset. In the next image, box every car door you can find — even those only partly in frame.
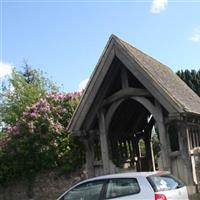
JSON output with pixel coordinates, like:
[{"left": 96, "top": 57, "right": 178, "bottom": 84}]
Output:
[
  {"left": 59, "top": 179, "right": 105, "bottom": 200},
  {"left": 103, "top": 177, "right": 154, "bottom": 200}
]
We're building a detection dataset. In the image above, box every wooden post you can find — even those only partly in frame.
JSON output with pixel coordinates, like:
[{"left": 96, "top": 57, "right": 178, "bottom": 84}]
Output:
[
  {"left": 145, "top": 137, "right": 154, "bottom": 171},
  {"left": 83, "top": 136, "right": 95, "bottom": 178},
  {"left": 121, "top": 68, "right": 129, "bottom": 88},
  {"left": 98, "top": 109, "right": 110, "bottom": 174},
  {"left": 144, "top": 120, "right": 155, "bottom": 171},
  {"left": 150, "top": 139, "right": 156, "bottom": 171},
  {"left": 155, "top": 101, "right": 171, "bottom": 171},
  {"left": 135, "top": 138, "right": 141, "bottom": 171},
  {"left": 178, "top": 122, "right": 194, "bottom": 186}
]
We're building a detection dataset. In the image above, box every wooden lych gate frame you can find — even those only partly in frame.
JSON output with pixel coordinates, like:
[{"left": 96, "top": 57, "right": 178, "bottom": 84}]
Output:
[{"left": 68, "top": 35, "right": 200, "bottom": 192}]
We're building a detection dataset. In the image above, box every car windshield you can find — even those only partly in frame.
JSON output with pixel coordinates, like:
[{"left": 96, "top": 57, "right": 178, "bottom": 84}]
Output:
[{"left": 147, "top": 174, "right": 185, "bottom": 192}]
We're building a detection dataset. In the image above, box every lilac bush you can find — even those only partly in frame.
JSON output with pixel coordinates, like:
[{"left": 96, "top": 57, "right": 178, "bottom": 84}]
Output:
[{"left": 0, "top": 92, "right": 84, "bottom": 184}]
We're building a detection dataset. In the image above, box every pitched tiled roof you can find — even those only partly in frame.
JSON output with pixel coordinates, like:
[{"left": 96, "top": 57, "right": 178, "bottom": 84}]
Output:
[
  {"left": 114, "top": 35, "right": 200, "bottom": 115},
  {"left": 68, "top": 35, "right": 200, "bottom": 132}
]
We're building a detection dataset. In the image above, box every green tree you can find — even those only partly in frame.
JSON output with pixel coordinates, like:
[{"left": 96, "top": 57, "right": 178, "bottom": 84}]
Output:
[
  {"left": 177, "top": 69, "right": 200, "bottom": 96},
  {"left": 0, "top": 65, "right": 84, "bottom": 186},
  {"left": 0, "top": 92, "right": 84, "bottom": 185},
  {"left": 0, "top": 64, "right": 57, "bottom": 127}
]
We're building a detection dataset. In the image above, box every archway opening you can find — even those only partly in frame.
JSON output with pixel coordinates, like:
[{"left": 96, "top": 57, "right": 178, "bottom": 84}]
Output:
[{"left": 108, "top": 98, "right": 160, "bottom": 172}]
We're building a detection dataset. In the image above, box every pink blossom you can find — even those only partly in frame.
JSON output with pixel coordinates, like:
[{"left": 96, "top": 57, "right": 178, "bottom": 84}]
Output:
[
  {"left": 7, "top": 125, "right": 20, "bottom": 136},
  {"left": 47, "top": 92, "right": 56, "bottom": 99},
  {"left": 66, "top": 92, "right": 82, "bottom": 99},
  {"left": 31, "top": 104, "right": 37, "bottom": 110},
  {"left": 22, "top": 112, "right": 29, "bottom": 117},
  {"left": 7, "top": 127, "right": 12, "bottom": 134},
  {"left": 5, "top": 91, "right": 80, "bottom": 138},
  {"left": 41, "top": 104, "right": 50, "bottom": 113},
  {"left": 53, "top": 122, "right": 62, "bottom": 133},
  {"left": 28, "top": 122, "right": 34, "bottom": 129},
  {"left": 30, "top": 112, "right": 37, "bottom": 118}
]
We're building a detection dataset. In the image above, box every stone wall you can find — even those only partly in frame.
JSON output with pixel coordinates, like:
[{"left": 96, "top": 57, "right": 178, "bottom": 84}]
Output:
[{"left": 0, "top": 169, "right": 83, "bottom": 200}]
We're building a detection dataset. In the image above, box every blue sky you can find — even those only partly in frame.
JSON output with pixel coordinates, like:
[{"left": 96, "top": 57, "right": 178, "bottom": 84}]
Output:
[{"left": 0, "top": 0, "right": 200, "bottom": 92}]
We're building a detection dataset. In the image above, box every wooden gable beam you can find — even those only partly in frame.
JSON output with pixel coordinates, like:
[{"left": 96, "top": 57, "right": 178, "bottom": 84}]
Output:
[
  {"left": 121, "top": 67, "right": 129, "bottom": 88},
  {"left": 68, "top": 37, "right": 116, "bottom": 132},
  {"left": 114, "top": 43, "right": 179, "bottom": 114},
  {"left": 103, "top": 87, "right": 151, "bottom": 106}
]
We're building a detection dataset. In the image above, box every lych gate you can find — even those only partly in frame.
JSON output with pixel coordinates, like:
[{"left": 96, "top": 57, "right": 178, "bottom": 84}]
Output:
[{"left": 68, "top": 35, "right": 200, "bottom": 192}]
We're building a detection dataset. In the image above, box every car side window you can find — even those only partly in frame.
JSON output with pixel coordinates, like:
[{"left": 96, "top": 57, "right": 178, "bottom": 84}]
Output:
[
  {"left": 105, "top": 178, "right": 140, "bottom": 199},
  {"left": 62, "top": 180, "right": 105, "bottom": 200}
]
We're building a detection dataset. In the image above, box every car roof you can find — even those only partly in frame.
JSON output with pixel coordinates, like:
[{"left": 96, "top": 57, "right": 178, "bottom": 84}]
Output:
[
  {"left": 80, "top": 171, "right": 170, "bottom": 183},
  {"left": 56, "top": 171, "right": 170, "bottom": 200}
]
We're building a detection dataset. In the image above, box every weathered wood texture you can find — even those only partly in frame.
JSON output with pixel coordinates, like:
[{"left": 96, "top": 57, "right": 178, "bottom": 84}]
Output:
[
  {"left": 68, "top": 35, "right": 200, "bottom": 190},
  {"left": 103, "top": 88, "right": 151, "bottom": 106},
  {"left": 98, "top": 110, "right": 110, "bottom": 174}
]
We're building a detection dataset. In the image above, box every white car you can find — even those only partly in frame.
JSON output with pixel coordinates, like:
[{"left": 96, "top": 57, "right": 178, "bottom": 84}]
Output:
[{"left": 57, "top": 171, "right": 189, "bottom": 200}]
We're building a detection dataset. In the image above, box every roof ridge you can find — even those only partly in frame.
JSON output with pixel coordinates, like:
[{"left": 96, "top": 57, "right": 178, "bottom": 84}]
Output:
[{"left": 68, "top": 35, "right": 200, "bottom": 133}]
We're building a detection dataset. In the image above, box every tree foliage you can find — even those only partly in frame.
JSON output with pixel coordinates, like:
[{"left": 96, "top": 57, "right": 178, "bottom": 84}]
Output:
[
  {"left": 0, "top": 64, "right": 57, "bottom": 126},
  {"left": 0, "top": 66, "right": 84, "bottom": 185},
  {"left": 0, "top": 92, "right": 84, "bottom": 184},
  {"left": 177, "top": 69, "right": 200, "bottom": 96}
]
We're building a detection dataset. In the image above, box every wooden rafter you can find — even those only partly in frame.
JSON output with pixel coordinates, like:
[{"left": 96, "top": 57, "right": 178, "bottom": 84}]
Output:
[{"left": 103, "top": 88, "right": 151, "bottom": 106}]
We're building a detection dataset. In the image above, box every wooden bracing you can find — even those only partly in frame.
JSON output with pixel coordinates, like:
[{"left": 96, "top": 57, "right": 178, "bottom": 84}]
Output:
[{"left": 68, "top": 35, "right": 200, "bottom": 190}]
